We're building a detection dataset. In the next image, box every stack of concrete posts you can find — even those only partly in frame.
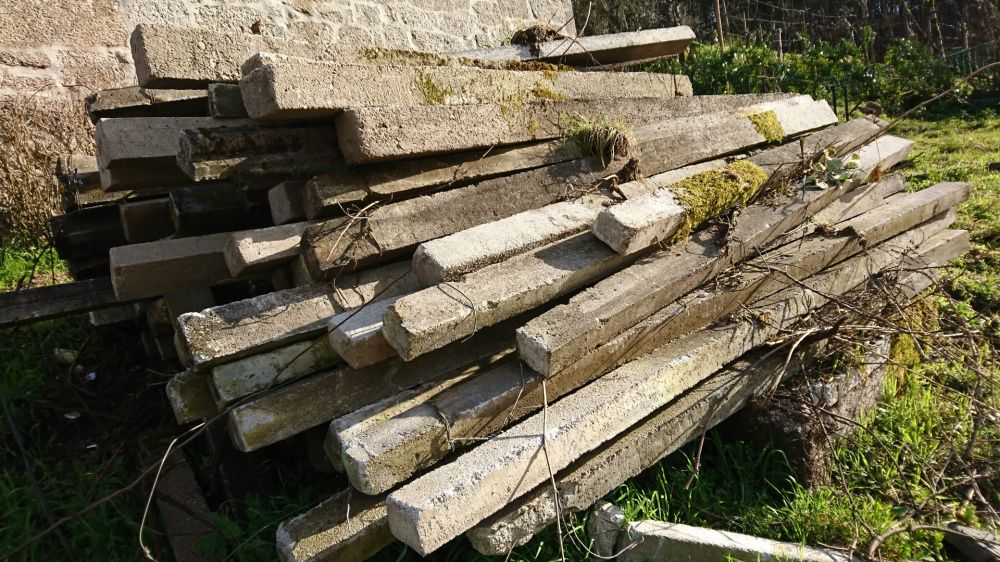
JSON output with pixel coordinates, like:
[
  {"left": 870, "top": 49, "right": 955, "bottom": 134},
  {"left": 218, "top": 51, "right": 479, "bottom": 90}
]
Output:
[{"left": 33, "top": 22, "right": 972, "bottom": 561}]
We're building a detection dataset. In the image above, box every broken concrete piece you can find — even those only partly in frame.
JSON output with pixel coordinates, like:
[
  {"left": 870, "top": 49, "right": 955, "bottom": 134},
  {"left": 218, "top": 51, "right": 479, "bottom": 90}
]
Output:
[
  {"left": 275, "top": 489, "right": 391, "bottom": 562},
  {"left": 269, "top": 181, "right": 308, "bottom": 225},
  {"left": 516, "top": 127, "right": 905, "bottom": 377},
  {"left": 176, "top": 124, "right": 340, "bottom": 182},
  {"left": 384, "top": 232, "right": 640, "bottom": 361},
  {"left": 119, "top": 198, "right": 174, "bottom": 243},
  {"left": 386, "top": 228, "right": 963, "bottom": 555},
  {"left": 327, "top": 295, "right": 404, "bottom": 369},
  {"left": 210, "top": 338, "right": 340, "bottom": 406},
  {"left": 176, "top": 260, "right": 420, "bottom": 369},
  {"left": 208, "top": 83, "right": 248, "bottom": 118},
  {"left": 227, "top": 323, "right": 516, "bottom": 452},
  {"left": 241, "top": 57, "right": 687, "bottom": 119},
  {"left": 335, "top": 92, "right": 797, "bottom": 164},
  {"left": 618, "top": 521, "right": 857, "bottom": 562},
  {"left": 413, "top": 198, "right": 606, "bottom": 284},
  {"left": 166, "top": 371, "right": 216, "bottom": 424},
  {"left": 325, "top": 371, "right": 480, "bottom": 472},
  {"left": 110, "top": 232, "right": 233, "bottom": 301},
  {"left": 85, "top": 86, "right": 208, "bottom": 122},
  {"left": 455, "top": 26, "right": 696, "bottom": 67},
  {"left": 224, "top": 222, "right": 312, "bottom": 277},
  {"left": 587, "top": 502, "right": 627, "bottom": 559}
]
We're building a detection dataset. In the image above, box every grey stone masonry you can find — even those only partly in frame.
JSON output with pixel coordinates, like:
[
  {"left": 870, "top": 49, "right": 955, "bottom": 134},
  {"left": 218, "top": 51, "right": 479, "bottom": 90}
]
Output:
[
  {"left": 240, "top": 56, "right": 686, "bottom": 120},
  {"left": 455, "top": 26, "right": 697, "bottom": 67},
  {"left": 386, "top": 226, "right": 967, "bottom": 555}
]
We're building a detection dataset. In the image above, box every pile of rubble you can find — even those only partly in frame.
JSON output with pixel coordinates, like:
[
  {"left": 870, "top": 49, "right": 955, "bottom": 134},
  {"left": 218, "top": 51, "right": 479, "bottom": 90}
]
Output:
[{"left": 6, "top": 23, "right": 970, "bottom": 561}]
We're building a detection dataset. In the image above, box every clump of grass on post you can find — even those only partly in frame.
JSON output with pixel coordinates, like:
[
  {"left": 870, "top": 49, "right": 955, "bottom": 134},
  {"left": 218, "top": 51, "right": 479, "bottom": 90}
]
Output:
[{"left": 561, "top": 114, "right": 634, "bottom": 166}]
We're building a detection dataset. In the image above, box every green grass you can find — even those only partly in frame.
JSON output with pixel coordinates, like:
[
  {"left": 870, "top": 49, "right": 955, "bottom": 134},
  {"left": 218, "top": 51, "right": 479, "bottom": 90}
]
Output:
[{"left": 0, "top": 243, "right": 68, "bottom": 291}]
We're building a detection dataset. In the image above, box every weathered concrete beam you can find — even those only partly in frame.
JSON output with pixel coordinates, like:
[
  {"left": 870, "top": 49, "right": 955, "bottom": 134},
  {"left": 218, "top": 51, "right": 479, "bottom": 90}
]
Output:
[
  {"left": 303, "top": 95, "right": 826, "bottom": 278},
  {"left": 175, "top": 261, "right": 419, "bottom": 369},
  {"left": 240, "top": 56, "right": 688, "bottom": 120},
  {"left": 119, "top": 198, "right": 174, "bottom": 243},
  {"left": 385, "top": 227, "right": 967, "bottom": 554},
  {"left": 618, "top": 522, "right": 859, "bottom": 562},
  {"left": 224, "top": 222, "right": 313, "bottom": 277},
  {"left": 210, "top": 338, "right": 340, "bottom": 406},
  {"left": 166, "top": 370, "right": 217, "bottom": 424},
  {"left": 85, "top": 86, "right": 208, "bottom": 122},
  {"left": 516, "top": 129, "right": 908, "bottom": 377},
  {"left": 413, "top": 197, "right": 606, "bottom": 284},
  {"left": 302, "top": 141, "right": 580, "bottom": 220},
  {"left": 275, "top": 489, "right": 391, "bottom": 562},
  {"left": 109, "top": 232, "right": 234, "bottom": 301},
  {"left": 227, "top": 322, "right": 516, "bottom": 452},
  {"left": 95, "top": 116, "right": 251, "bottom": 173},
  {"left": 176, "top": 124, "right": 340, "bottom": 182},
  {"left": 208, "top": 83, "right": 248, "bottom": 118},
  {"left": 454, "top": 26, "right": 696, "bottom": 67},
  {"left": 335, "top": 92, "right": 797, "bottom": 164},
  {"left": 327, "top": 295, "right": 405, "bottom": 369},
  {"left": 88, "top": 304, "right": 138, "bottom": 326},
  {"left": 325, "top": 372, "right": 477, "bottom": 472},
  {"left": 98, "top": 159, "right": 195, "bottom": 191},
  {"left": 269, "top": 181, "right": 308, "bottom": 225},
  {"left": 169, "top": 183, "right": 272, "bottom": 236},
  {"left": 340, "top": 190, "right": 964, "bottom": 495}
]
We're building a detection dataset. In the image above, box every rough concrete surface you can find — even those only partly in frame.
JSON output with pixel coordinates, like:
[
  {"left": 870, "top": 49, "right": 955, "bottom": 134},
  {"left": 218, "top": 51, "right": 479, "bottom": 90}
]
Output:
[
  {"left": 386, "top": 227, "right": 965, "bottom": 555},
  {"left": 618, "top": 521, "right": 858, "bottom": 562},
  {"left": 210, "top": 338, "right": 340, "bottom": 406},
  {"left": 241, "top": 57, "right": 685, "bottom": 119},
  {"left": 176, "top": 261, "right": 419, "bottom": 368},
  {"left": 119, "top": 198, "right": 174, "bottom": 243},
  {"left": 110, "top": 232, "right": 232, "bottom": 301},
  {"left": 269, "top": 180, "right": 307, "bottom": 224},
  {"left": 455, "top": 26, "right": 696, "bottom": 66},
  {"left": 327, "top": 294, "right": 405, "bottom": 368},
  {"left": 276, "top": 489, "right": 391, "bottom": 562},
  {"left": 224, "top": 222, "right": 312, "bottom": 277}
]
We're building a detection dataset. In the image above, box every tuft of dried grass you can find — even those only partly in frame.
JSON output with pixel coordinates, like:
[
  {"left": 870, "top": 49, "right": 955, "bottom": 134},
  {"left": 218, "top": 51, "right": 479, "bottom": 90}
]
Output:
[{"left": 0, "top": 91, "right": 90, "bottom": 245}]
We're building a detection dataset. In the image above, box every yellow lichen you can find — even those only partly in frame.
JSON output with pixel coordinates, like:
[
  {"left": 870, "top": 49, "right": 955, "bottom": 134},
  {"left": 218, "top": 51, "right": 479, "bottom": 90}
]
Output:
[
  {"left": 561, "top": 114, "right": 634, "bottom": 166},
  {"left": 670, "top": 160, "right": 769, "bottom": 242},
  {"left": 747, "top": 110, "right": 785, "bottom": 143},
  {"left": 542, "top": 69, "right": 559, "bottom": 81},
  {"left": 412, "top": 71, "right": 454, "bottom": 105},
  {"left": 532, "top": 82, "right": 568, "bottom": 101}
]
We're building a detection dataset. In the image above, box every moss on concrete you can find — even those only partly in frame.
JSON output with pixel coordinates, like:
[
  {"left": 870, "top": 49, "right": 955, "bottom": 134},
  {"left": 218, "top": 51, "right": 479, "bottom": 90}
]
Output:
[
  {"left": 532, "top": 82, "right": 568, "bottom": 101},
  {"left": 748, "top": 110, "right": 785, "bottom": 143},
  {"left": 670, "top": 160, "right": 769, "bottom": 242},
  {"left": 413, "top": 71, "right": 454, "bottom": 105}
]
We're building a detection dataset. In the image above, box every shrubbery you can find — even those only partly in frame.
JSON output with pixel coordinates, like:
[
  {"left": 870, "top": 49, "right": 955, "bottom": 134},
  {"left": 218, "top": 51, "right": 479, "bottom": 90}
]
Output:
[{"left": 650, "top": 35, "right": 992, "bottom": 115}]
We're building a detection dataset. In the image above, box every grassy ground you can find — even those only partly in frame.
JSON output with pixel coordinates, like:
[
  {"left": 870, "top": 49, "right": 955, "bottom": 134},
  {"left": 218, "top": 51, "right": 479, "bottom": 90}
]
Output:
[{"left": 1, "top": 107, "right": 997, "bottom": 561}]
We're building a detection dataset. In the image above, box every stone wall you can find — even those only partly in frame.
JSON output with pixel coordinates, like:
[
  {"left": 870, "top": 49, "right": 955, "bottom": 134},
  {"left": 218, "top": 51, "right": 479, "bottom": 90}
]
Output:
[{"left": 0, "top": 0, "right": 575, "bottom": 152}]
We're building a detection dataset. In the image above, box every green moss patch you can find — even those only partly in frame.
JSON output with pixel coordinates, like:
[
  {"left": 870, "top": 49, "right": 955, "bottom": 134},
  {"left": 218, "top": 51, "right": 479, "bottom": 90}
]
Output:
[
  {"left": 412, "top": 71, "right": 454, "bottom": 105},
  {"left": 748, "top": 110, "right": 785, "bottom": 143},
  {"left": 671, "top": 160, "right": 769, "bottom": 242}
]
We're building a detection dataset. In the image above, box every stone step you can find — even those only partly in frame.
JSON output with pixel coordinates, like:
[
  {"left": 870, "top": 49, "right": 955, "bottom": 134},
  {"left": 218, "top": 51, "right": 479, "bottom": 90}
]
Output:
[
  {"left": 454, "top": 26, "right": 696, "bottom": 67},
  {"left": 176, "top": 124, "right": 340, "bottom": 182},
  {"left": 175, "top": 261, "right": 419, "bottom": 369},
  {"left": 515, "top": 128, "right": 906, "bottom": 378},
  {"left": 302, "top": 95, "right": 829, "bottom": 278},
  {"left": 465, "top": 230, "right": 968, "bottom": 554},
  {"left": 240, "top": 56, "right": 689, "bottom": 120},
  {"left": 85, "top": 86, "right": 208, "bottom": 122},
  {"left": 335, "top": 92, "right": 797, "bottom": 164},
  {"left": 339, "top": 192, "right": 963, "bottom": 495},
  {"left": 384, "top": 226, "right": 968, "bottom": 555},
  {"left": 227, "top": 322, "right": 517, "bottom": 452}
]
